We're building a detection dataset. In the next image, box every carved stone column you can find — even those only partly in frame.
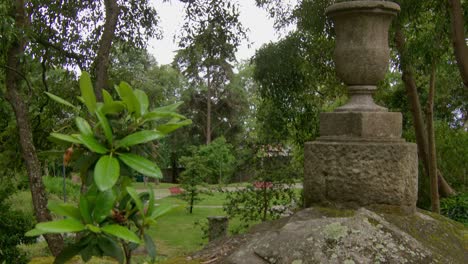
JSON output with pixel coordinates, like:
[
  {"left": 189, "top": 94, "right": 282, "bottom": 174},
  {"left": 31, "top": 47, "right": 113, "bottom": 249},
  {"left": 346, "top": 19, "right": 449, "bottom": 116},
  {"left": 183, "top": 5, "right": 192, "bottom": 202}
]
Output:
[{"left": 304, "top": 1, "right": 418, "bottom": 213}]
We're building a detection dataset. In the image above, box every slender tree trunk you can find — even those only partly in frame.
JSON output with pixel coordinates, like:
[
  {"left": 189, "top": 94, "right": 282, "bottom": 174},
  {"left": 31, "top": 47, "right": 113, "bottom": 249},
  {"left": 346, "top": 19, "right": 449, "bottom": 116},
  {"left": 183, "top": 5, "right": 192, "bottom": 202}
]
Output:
[
  {"left": 427, "top": 63, "right": 440, "bottom": 213},
  {"left": 94, "top": 0, "right": 120, "bottom": 100},
  {"left": 262, "top": 187, "right": 268, "bottom": 221},
  {"left": 448, "top": 0, "right": 468, "bottom": 89},
  {"left": 4, "top": 0, "right": 63, "bottom": 256},
  {"left": 394, "top": 25, "right": 455, "bottom": 198},
  {"left": 190, "top": 192, "right": 194, "bottom": 214},
  {"left": 206, "top": 66, "right": 212, "bottom": 144}
]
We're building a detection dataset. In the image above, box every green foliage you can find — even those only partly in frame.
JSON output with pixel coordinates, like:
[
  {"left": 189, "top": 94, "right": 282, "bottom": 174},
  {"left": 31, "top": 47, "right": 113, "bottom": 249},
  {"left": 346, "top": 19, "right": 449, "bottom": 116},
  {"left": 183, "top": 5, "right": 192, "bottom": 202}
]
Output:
[
  {"left": 27, "top": 72, "right": 190, "bottom": 263},
  {"left": 43, "top": 176, "right": 81, "bottom": 202},
  {"left": 404, "top": 122, "right": 468, "bottom": 209},
  {"left": 179, "top": 154, "right": 212, "bottom": 214},
  {"left": 223, "top": 154, "right": 298, "bottom": 228},
  {"left": 0, "top": 179, "right": 35, "bottom": 264},
  {"left": 181, "top": 137, "right": 236, "bottom": 185},
  {"left": 441, "top": 192, "right": 468, "bottom": 226}
]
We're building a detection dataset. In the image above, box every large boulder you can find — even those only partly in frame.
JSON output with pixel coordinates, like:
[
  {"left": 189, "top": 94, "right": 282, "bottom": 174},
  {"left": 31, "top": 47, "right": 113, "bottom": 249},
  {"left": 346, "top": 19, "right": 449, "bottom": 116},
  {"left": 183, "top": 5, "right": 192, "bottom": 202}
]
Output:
[{"left": 193, "top": 207, "right": 467, "bottom": 264}]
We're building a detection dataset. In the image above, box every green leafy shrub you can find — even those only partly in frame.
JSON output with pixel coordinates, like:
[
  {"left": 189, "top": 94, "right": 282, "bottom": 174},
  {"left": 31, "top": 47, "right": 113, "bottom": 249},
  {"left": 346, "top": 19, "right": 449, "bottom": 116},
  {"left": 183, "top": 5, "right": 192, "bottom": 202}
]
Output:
[
  {"left": 223, "top": 153, "right": 298, "bottom": 229},
  {"left": 441, "top": 192, "right": 468, "bottom": 226},
  {"left": 0, "top": 180, "right": 36, "bottom": 264},
  {"left": 179, "top": 153, "right": 212, "bottom": 214},
  {"left": 26, "top": 72, "right": 190, "bottom": 264},
  {"left": 43, "top": 176, "right": 81, "bottom": 201}
]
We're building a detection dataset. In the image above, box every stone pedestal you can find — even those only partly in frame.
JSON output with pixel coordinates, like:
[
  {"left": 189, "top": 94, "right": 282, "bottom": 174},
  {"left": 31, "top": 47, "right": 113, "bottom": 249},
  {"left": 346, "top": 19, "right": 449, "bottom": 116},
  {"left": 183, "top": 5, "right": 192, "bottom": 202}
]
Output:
[
  {"left": 304, "top": 111, "right": 418, "bottom": 212},
  {"left": 207, "top": 216, "right": 228, "bottom": 242},
  {"left": 304, "top": 1, "right": 418, "bottom": 213}
]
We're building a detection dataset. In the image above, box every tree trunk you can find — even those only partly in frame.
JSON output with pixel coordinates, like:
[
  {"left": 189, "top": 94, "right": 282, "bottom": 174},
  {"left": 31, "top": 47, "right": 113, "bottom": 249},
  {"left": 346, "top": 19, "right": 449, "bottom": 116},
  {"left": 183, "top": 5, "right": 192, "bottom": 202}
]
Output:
[
  {"left": 206, "top": 66, "right": 212, "bottom": 144},
  {"left": 4, "top": 0, "right": 63, "bottom": 256},
  {"left": 94, "top": 0, "right": 120, "bottom": 100},
  {"left": 427, "top": 63, "right": 440, "bottom": 213},
  {"left": 448, "top": 0, "right": 468, "bottom": 89},
  {"left": 394, "top": 24, "right": 455, "bottom": 198}
]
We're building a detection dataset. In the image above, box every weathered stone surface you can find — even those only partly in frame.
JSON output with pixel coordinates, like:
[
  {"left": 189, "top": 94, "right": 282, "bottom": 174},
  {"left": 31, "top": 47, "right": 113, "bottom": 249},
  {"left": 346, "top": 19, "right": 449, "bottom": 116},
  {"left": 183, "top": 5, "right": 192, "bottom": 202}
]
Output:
[
  {"left": 319, "top": 112, "right": 403, "bottom": 140},
  {"left": 207, "top": 216, "right": 229, "bottom": 242},
  {"left": 304, "top": 141, "right": 418, "bottom": 211},
  {"left": 326, "top": 1, "right": 400, "bottom": 86},
  {"left": 218, "top": 208, "right": 467, "bottom": 264}
]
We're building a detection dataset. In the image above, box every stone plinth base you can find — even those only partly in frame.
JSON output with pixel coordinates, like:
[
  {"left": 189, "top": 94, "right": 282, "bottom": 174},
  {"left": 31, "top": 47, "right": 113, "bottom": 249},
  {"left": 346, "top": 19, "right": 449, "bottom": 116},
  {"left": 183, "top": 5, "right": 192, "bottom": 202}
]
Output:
[
  {"left": 320, "top": 112, "right": 402, "bottom": 140},
  {"left": 304, "top": 140, "right": 418, "bottom": 212}
]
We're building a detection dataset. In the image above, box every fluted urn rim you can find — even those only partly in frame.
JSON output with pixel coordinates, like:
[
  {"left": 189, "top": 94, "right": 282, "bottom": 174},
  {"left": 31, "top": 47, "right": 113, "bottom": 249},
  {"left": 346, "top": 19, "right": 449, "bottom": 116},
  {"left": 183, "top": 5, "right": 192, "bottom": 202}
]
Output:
[{"left": 326, "top": 0, "right": 400, "bottom": 17}]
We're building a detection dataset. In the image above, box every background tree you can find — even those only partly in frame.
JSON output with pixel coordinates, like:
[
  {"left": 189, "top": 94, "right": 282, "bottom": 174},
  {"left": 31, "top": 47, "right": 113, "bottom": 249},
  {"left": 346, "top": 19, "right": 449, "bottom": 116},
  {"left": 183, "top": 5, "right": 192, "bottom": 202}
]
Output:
[
  {"left": 1, "top": 0, "right": 64, "bottom": 254},
  {"left": 175, "top": 0, "right": 247, "bottom": 144}
]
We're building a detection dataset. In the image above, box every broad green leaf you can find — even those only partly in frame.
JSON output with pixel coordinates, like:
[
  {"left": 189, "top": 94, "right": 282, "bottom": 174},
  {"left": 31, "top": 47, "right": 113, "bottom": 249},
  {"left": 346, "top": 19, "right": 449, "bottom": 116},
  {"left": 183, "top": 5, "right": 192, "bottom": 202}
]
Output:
[
  {"left": 126, "top": 186, "right": 143, "bottom": 213},
  {"left": 146, "top": 186, "right": 155, "bottom": 217},
  {"left": 142, "top": 111, "right": 186, "bottom": 123},
  {"left": 134, "top": 89, "right": 149, "bottom": 115},
  {"left": 98, "top": 236, "right": 124, "bottom": 264},
  {"left": 25, "top": 228, "right": 47, "bottom": 237},
  {"left": 116, "top": 130, "right": 165, "bottom": 149},
  {"left": 28, "top": 219, "right": 85, "bottom": 235},
  {"left": 79, "top": 72, "right": 97, "bottom": 114},
  {"left": 95, "top": 110, "right": 113, "bottom": 143},
  {"left": 154, "top": 101, "right": 183, "bottom": 112},
  {"left": 80, "top": 243, "right": 100, "bottom": 262},
  {"left": 118, "top": 153, "right": 162, "bottom": 178},
  {"left": 101, "top": 224, "right": 141, "bottom": 244},
  {"left": 77, "top": 96, "right": 85, "bottom": 104},
  {"left": 79, "top": 196, "right": 93, "bottom": 224},
  {"left": 45, "top": 92, "right": 77, "bottom": 110},
  {"left": 151, "top": 204, "right": 174, "bottom": 219},
  {"left": 48, "top": 201, "right": 81, "bottom": 220},
  {"left": 116, "top": 82, "right": 141, "bottom": 118},
  {"left": 75, "top": 117, "right": 93, "bottom": 137},
  {"left": 157, "top": 119, "right": 192, "bottom": 134},
  {"left": 92, "top": 189, "right": 116, "bottom": 223},
  {"left": 53, "top": 243, "right": 85, "bottom": 264},
  {"left": 144, "top": 233, "right": 156, "bottom": 260},
  {"left": 50, "top": 133, "right": 82, "bottom": 144},
  {"left": 76, "top": 134, "right": 108, "bottom": 154},
  {"left": 101, "top": 101, "right": 125, "bottom": 115},
  {"left": 94, "top": 155, "right": 120, "bottom": 191},
  {"left": 102, "top": 90, "right": 114, "bottom": 105},
  {"left": 85, "top": 224, "right": 101, "bottom": 233}
]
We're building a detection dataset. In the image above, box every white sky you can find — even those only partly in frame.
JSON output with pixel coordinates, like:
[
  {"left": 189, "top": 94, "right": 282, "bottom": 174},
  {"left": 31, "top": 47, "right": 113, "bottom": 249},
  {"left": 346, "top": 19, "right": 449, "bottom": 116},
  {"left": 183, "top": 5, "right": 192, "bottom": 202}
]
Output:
[{"left": 148, "top": 0, "right": 293, "bottom": 65}]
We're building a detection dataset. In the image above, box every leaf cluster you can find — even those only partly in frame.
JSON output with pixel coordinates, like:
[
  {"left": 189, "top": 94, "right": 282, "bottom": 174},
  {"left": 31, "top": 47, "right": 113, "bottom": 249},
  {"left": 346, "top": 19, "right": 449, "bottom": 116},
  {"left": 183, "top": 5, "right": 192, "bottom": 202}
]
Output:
[{"left": 26, "top": 72, "right": 191, "bottom": 263}]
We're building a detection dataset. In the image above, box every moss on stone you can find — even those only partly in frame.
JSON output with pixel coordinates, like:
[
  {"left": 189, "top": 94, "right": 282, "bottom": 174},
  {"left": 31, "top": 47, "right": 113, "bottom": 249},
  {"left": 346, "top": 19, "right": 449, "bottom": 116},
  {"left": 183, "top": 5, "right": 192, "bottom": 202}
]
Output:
[
  {"left": 381, "top": 209, "right": 467, "bottom": 263},
  {"left": 314, "top": 207, "right": 355, "bottom": 218}
]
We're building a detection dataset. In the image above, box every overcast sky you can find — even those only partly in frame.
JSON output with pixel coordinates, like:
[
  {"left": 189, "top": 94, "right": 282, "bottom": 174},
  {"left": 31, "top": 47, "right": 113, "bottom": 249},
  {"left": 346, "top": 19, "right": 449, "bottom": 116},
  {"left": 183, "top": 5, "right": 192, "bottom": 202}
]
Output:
[{"left": 148, "top": 0, "right": 294, "bottom": 65}]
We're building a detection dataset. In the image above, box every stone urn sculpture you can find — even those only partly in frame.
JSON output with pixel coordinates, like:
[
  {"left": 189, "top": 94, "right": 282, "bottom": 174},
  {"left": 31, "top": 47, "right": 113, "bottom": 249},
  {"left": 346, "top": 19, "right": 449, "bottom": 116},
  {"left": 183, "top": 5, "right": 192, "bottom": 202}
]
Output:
[
  {"left": 326, "top": 0, "right": 400, "bottom": 112},
  {"left": 304, "top": 0, "right": 418, "bottom": 213}
]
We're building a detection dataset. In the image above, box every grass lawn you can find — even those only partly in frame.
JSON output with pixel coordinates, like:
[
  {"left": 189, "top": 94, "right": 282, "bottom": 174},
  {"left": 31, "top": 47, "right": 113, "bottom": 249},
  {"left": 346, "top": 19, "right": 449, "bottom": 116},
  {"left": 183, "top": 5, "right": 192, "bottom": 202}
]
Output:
[
  {"left": 11, "top": 187, "right": 247, "bottom": 263},
  {"left": 12, "top": 180, "right": 299, "bottom": 263}
]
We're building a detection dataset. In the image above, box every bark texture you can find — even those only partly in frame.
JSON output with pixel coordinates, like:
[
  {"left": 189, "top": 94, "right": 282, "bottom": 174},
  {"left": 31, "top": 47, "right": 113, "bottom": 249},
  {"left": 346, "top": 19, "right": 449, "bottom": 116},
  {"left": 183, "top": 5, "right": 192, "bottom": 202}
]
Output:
[
  {"left": 448, "top": 0, "right": 468, "bottom": 89},
  {"left": 94, "top": 0, "right": 120, "bottom": 100},
  {"left": 5, "top": 0, "right": 63, "bottom": 256},
  {"left": 394, "top": 25, "right": 455, "bottom": 198},
  {"left": 427, "top": 64, "right": 440, "bottom": 213}
]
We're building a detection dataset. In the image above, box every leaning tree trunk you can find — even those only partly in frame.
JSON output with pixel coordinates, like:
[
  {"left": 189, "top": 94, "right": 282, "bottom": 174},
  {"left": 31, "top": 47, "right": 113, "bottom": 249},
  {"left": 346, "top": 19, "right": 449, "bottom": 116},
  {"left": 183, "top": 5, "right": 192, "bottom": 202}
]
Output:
[
  {"left": 427, "top": 63, "right": 440, "bottom": 213},
  {"left": 93, "top": 0, "right": 120, "bottom": 100},
  {"left": 4, "top": 0, "right": 63, "bottom": 256},
  {"left": 394, "top": 24, "right": 455, "bottom": 198},
  {"left": 448, "top": 0, "right": 468, "bottom": 89}
]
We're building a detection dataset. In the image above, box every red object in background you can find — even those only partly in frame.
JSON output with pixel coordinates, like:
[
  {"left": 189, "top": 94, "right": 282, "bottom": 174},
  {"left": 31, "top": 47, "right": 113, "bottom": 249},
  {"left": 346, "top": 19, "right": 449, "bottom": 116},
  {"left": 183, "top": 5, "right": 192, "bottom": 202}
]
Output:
[
  {"left": 169, "top": 186, "right": 183, "bottom": 195},
  {"left": 253, "top": 181, "right": 273, "bottom": 189}
]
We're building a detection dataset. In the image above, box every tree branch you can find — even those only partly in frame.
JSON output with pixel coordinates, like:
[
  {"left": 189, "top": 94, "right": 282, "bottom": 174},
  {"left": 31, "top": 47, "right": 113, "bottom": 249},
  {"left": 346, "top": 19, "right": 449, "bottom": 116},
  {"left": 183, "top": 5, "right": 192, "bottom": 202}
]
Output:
[{"left": 448, "top": 0, "right": 468, "bottom": 89}]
